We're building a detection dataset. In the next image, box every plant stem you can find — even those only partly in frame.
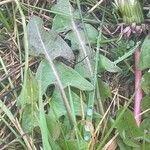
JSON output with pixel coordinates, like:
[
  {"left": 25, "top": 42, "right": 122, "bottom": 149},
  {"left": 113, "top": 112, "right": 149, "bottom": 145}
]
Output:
[{"left": 134, "top": 47, "right": 143, "bottom": 126}]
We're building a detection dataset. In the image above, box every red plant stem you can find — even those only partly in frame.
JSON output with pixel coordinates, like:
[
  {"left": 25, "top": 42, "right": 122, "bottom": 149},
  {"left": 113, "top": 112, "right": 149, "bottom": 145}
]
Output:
[{"left": 134, "top": 47, "right": 143, "bottom": 126}]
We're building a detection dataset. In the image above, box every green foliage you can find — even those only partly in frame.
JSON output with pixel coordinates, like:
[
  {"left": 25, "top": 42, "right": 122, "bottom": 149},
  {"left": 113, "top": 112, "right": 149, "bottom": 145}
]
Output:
[
  {"left": 140, "top": 67, "right": 150, "bottom": 139},
  {"left": 51, "top": 0, "right": 75, "bottom": 32},
  {"left": 59, "top": 139, "right": 88, "bottom": 150},
  {"left": 49, "top": 88, "right": 86, "bottom": 118},
  {"left": 36, "top": 59, "right": 94, "bottom": 95},
  {"left": 99, "top": 54, "right": 121, "bottom": 73},
  {"left": 140, "top": 35, "right": 150, "bottom": 70},
  {"left": 2, "top": 0, "right": 150, "bottom": 149},
  {"left": 141, "top": 95, "right": 150, "bottom": 112},
  {"left": 141, "top": 118, "right": 150, "bottom": 133},
  {"left": 53, "top": 1, "right": 121, "bottom": 81},
  {"left": 0, "top": 8, "right": 12, "bottom": 32},
  {"left": 141, "top": 72, "right": 150, "bottom": 94},
  {"left": 117, "top": 137, "right": 132, "bottom": 150},
  {"left": 51, "top": 0, "right": 72, "bottom": 15},
  {"left": 17, "top": 69, "right": 38, "bottom": 107},
  {"left": 21, "top": 105, "right": 38, "bottom": 133},
  {"left": 52, "top": 14, "right": 72, "bottom": 32},
  {"left": 38, "top": 69, "right": 53, "bottom": 150},
  {"left": 116, "top": 108, "right": 144, "bottom": 147},
  {"left": 20, "top": 4, "right": 132, "bottom": 149},
  {"left": 51, "top": 1, "right": 121, "bottom": 78},
  {"left": 139, "top": 35, "right": 150, "bottom": 149},
  {"left": 46, "top": 114, "right": 61, "bottom": 140},
  {"left": 27, "top": 15, "right": 74, "bottom": 62},
  {"left": 114, "top": 42, "right": 139, "bottom": 64},
  {"left": 98, "top": 79, "right": 112, "bottom": 101},
  {"left": 65, "top": 23, "right": 98, "bottom": 48}
]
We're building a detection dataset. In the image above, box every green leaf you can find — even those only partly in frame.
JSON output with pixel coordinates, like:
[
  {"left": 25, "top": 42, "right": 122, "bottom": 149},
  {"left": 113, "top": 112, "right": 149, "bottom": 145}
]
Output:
[
  {"left": 38, "top": 66, "right": 59, "bottom": 150},
  {"left": 139, "top": 35, "right": 150, "bottom": 70},
  {"left": 65, "top": 22, "right": 120, "bottom": 77},
  {"left": 74, "top": 50, "right": 95, "bottom": 78},
  {"left": 17, "top": 69, "right": 38, "bottom": 107},
  {"left": 51, "top": 0, "right": 80, "bottom": 33},
  {"left": 65, "top": 23, "right": 98, "bottom": 78},
  {"left": 141, "top": 72, "right": 150, "bottom": 94},
  {"left": 84, "top": 23, "right": 99, "bottom": 44},
  {"left": 143, "top": 143, "right": 150, "bottom": 150},
  {"left": 53, "top": 0, "right": 98, "bottom": 77},
  {"left": 59, "top": 139, "right": 88, "bottom": 150},
  {"left": 0, "top": 10, "right": 12, "bottom": 32},
  {"left": 74, "top": 52, "right": 121, "bottom": 78},
  {"left": 52, "top": 10, "right": 80, "bottom": 33},
  {"left": 46, "top": 114, "right": 61, "bottom": 140},
  {"left": 141, "top": 95, "right": 150, "bottom": 112},
  {"left": 51, "top": 0, "right": 72, "bottom": 15},
  {"left": 65, "top": 23, "right": 98, "bottom": 49},
  {"left": 114, "top": 42, "right": 139, "bottom": 64},
  {"left": 116, "top": 108, "right": 143, "bottom": 147},
  {"left": 99, "top": 54, "right": 121, "bottom": 73},
  {"left": 21, "top": 105, "right": 38, "bottom": 133},
  {"left": 36, "top": 59, "right": 94, "bottom": 95},
  {"left": 141, "top": 118, "right": 150, "bottom": 132},
  {"left": 52, "top": 15, "right": 72, "bottom": 32},
  {"left": 117, "top": 137, "right": 132, "bottom": 150},
  {"left": 98, "top": 79, "right": 112, "bottom": 101},
  {"left": 27, "top": 15, "right": 74, "bottom": 62},
  {"left": 49, "top": 88, "right": 86, "bottom": 118}
]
